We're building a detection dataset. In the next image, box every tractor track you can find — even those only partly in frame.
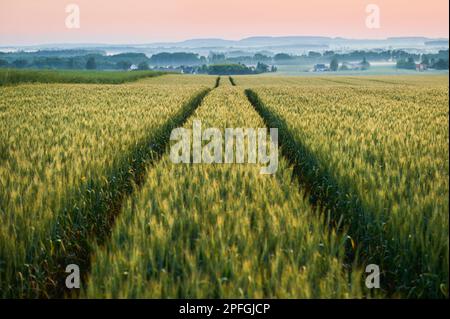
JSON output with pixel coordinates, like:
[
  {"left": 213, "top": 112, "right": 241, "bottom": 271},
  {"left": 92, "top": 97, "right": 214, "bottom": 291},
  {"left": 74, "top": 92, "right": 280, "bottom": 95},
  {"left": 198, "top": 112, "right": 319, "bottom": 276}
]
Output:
[{"left": 25, "top": 78, "right": 220, "bottom": 299}]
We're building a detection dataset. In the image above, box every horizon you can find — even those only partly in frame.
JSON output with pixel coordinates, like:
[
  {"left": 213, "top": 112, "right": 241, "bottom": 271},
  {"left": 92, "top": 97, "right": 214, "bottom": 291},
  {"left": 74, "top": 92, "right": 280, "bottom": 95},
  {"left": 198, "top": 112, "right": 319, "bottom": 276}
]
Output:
[
  {"left": 1, "top": 0, "right": 448, "bottom": 46},
  {"left": 1, "top": 34, "right": 450, "bottom": 48}
]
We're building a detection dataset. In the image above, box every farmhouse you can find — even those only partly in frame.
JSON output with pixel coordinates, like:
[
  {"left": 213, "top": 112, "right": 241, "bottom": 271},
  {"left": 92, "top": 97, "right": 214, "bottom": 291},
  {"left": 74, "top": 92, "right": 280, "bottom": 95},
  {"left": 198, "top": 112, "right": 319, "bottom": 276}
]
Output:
[
  {"left": 416, "top": 63, "right": 427, "bottom": 71},
  {"left": 314, "top": 64, "right": 329, "bottom": 72}
]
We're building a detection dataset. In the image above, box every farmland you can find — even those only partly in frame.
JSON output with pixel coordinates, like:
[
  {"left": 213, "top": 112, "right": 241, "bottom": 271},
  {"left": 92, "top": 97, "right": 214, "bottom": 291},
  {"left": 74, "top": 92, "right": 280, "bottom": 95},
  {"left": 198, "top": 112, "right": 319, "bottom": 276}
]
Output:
[
  {"left": 84, "top": 80, "right": 364, "bottom": 298},
  {"left": 0, "top": 69, "right": 164, "bottom": 86},
  {"left": 241, "top": 75, "right": 449, "bottom": 298},
  {"left": 0, "top": 72, "right": 448, "bottom": 299},
  {"left": 0, "top": 75, "right": 214, "bottom": 297}
]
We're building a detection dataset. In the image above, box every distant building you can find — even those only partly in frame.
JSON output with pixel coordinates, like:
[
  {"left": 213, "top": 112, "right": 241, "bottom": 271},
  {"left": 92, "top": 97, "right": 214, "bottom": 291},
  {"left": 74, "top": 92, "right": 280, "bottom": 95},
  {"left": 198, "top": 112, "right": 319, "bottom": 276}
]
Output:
[
  {"left": 415, "top": 63, "right": 427, "bottom": 71},
  {"left": 314, "top": 64, "right": 329, "bottom": 72},
  {"left": 129, "top": 64, "right": 138, "bottom": 71}
]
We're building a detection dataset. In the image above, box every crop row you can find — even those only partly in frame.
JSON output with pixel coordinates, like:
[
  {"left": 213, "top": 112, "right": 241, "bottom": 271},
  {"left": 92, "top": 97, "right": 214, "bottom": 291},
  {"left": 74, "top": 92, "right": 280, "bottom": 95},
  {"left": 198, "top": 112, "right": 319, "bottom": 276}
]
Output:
[
  {"left": 241, "top": 76, "right": 448, "bottom": 298},
  {"left": 83, "top": 81, "right": 365, "bottom": 298},
  {"left": 0, "top": 75, "right": 215, "bottom": 297}
]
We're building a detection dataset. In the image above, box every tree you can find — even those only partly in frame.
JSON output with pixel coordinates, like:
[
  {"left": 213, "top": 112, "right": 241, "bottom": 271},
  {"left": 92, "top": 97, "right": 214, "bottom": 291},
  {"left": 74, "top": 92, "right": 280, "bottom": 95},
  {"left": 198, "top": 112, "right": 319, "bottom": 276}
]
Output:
[
  {"left": 67, "top": 58, "right": 75, "bottom": 69},
  {"left": 209, "top": 53, "right": 226, "bottom": 63},
  {"left": 86, "top": 57, "right": 96, "bottom": 70},
  {"left": 308, "top": 51, "right": 322, "bottom": 58},
  {"left": 421, "top": 55, "right": 430, "bottom": 66},
  {"left": 43, "top": 57, "right": 66, "bottom": 69},
  {"left": 330, "top": 57, "right": 339, "bottom": 71},
  {"left": 254, "top": 53, "right": 271, "bottom": 62},
  {"left": 198, "top": 64, "right": 208, "bottom": 74},
  {"left": 256, "top": 62, "right": 269, "bottom": 73},
  {"left": 432, "top": 58, "right": 449, "bottom": 70},
  {"left": 360, "top": 57, "right": 370, "bottom": 70},
  {"left": 117, "top": 61, "right": 132, "bottom": 70},
  {"left": 207, "top": 64, "right": 253, "bottom": 75},
  {"left": 274, "top": 53, "right": 292, "bottom": 61},
  {"left": 151, "top": 52, "right": 201, "bottom": 66},
  {"left": 13, "top": 59, "right": 28, "bottom": 68},
  {"left": 396, "top": 58, "right": 416, "bottom": 70},
  {"left": 0, "top": 59, "right": 8, "bottom": 67},
  {"left": 138, "top": 61, "right": 150, "bottom": 70}
]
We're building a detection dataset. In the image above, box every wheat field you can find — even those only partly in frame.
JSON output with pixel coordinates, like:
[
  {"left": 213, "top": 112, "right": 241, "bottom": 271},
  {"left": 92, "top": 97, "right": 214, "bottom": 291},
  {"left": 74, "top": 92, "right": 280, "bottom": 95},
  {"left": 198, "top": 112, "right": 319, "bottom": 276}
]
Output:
[{"left": 0, "top": 74, "right": 448, "bottom": 298}]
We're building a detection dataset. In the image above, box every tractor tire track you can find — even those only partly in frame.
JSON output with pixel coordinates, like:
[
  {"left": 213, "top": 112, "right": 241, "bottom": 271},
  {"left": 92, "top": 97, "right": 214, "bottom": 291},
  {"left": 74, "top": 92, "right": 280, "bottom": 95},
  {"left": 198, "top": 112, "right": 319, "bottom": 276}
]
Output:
[
  {"left": 243, "top": 87, "right": 428, "bottom": 297},
  {"left": 22, "top": 79, "right": 219, "bottom": 298},
  {"left": 241, "top": 86, "right": 381, "bottom": 292}
]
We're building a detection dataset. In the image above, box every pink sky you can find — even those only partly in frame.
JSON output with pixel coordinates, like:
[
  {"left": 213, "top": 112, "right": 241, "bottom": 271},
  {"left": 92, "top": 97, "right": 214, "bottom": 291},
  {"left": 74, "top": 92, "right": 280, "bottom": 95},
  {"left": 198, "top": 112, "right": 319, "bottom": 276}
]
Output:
[{"left": 0, "top": 0, "right": 448, "bottom": 45}]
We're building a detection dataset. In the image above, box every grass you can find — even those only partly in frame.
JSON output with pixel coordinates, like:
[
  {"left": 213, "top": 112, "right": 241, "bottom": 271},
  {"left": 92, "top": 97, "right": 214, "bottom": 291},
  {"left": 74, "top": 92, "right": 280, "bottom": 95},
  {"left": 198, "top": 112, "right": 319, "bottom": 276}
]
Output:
[{"left": 0, "top": 68, "right": 165, "bottom": 86}]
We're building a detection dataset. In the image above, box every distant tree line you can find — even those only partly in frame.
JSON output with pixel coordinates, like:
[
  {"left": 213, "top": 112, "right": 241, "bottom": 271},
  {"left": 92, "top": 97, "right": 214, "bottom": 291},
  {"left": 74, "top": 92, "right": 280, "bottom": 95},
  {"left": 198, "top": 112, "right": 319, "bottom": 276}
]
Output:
[
  {"left": 267, "top": 49, "right": 449, "bottom": 68},
  {"left": 0, "top": 48, "right": 448, "bottom": 71},
  {"left": 0, "top": 51, "right": 207, "bottom": 70},
  {"left": 316, "top": 50, "right": 448, "bottom": 72},
  {"left": 396, "top": 50, "right": 449, "bottom": 70},
  {"left": 0, "top": 52, "right": 150, "bottom": 70},
  {"left": 196, "top": 63, "right": 276, "bottom": 75},
  {"left": 313, "top": 56, "right": 371, "bottom": 72},
  {"left": 149, "top": 52, "right": 206, "bottom": 65}
]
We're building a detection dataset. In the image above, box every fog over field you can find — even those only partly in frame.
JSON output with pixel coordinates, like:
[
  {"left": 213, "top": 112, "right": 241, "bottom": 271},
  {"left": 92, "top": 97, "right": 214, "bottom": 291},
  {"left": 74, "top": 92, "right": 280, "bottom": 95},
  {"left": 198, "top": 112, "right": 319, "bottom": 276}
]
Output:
[{"left": 2, "top": 35, "right": 448, "bottom": 55}]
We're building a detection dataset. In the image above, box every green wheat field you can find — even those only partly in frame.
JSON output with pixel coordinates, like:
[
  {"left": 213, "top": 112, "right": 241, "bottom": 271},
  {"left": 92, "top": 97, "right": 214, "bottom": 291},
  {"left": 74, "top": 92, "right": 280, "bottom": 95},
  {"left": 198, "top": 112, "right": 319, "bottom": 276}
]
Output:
[{"left": 0, "top": 71, "right": 448, "bottom": 299}]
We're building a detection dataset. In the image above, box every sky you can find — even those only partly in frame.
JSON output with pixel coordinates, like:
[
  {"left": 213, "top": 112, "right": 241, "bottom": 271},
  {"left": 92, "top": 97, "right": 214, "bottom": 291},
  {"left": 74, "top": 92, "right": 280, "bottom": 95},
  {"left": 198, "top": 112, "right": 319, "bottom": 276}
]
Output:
[{"left": 0, "top": 0, "right": 448, "bottom": 46}]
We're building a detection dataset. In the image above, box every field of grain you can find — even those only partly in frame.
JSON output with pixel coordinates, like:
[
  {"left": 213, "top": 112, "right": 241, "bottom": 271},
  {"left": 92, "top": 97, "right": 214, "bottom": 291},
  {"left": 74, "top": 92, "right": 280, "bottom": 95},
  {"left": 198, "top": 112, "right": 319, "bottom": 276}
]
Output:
[
  {"left": 239, "top": 75, "right": 449, "bottom": 298},
  {"left": 84, "top": 79, "right": 365, "bottom": 298},
  {"left": 0, "top": 75, "right": 215, "bottom": 297},
  {"left": 0, "top": 69, "right": 164, "bottom": 85},
  {"left": 0, "top": 72, "right": 448, "bottom": 299}
]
